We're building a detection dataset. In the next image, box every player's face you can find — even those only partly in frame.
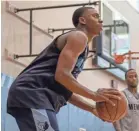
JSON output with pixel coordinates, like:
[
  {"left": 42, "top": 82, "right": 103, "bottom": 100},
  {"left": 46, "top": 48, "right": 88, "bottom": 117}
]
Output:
[
  {"left": 80, "top": 8, "right": 103, "bottom": 35},
  {"left": 126, "top": 70, "right": 138, "bottom": 88}
]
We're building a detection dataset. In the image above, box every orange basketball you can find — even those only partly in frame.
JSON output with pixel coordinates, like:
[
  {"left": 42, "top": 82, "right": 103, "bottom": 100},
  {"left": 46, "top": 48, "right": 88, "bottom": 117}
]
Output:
[{"left": 96, "top": 91, "right": 128, "bottom": 122}]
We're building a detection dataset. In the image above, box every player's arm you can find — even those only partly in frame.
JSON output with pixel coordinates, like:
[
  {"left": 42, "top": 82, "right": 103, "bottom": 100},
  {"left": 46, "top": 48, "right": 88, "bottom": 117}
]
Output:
[
  {"left": 113, "top": 121, "right": 122, "bottom": 131},
  {"left": 55, "top": 31, "right": 94, "bottom": 99},
  {"left": 68, "top": 93, "right": 99, "bottom": 117},
  {"left": 55, "top": 31, "right": 121, "bottom": 105}
]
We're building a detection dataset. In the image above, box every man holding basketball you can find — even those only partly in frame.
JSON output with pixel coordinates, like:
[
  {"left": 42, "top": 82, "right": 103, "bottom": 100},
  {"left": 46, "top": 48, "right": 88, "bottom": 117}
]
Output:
[
  {"left": 7, "top": 7, "right": 121, "bottom": 131},
  {"left": 113, "top": 69, "right": 139, "bottom": 131}
]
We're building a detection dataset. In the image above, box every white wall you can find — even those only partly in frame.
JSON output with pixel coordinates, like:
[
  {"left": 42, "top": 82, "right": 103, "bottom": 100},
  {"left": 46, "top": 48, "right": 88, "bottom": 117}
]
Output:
[{"left": 1, "top": 1, "right": 53, "bottom": 77}]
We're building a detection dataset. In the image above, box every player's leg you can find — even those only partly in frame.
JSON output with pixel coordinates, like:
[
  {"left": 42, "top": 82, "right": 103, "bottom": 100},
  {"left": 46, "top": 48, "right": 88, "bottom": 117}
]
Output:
[
  {"left": 11, "top": 107, "right": 59, "bottom": 131},
  {"left": 31, "top": 109, "right": 60, "bottom": 131}
]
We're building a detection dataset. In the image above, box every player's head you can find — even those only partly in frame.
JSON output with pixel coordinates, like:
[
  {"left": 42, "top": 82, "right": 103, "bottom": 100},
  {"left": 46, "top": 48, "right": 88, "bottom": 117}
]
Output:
[
  {"left": 125, "top": 69, "right": 138, "bottom": 88},
  {"left": 72, "top": 7, "right": 103, "bottom": 36}
]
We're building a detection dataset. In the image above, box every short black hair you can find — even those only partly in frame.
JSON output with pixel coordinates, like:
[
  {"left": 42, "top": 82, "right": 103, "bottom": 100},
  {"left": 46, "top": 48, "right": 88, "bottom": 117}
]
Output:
[
  {"left": 72, "top": 7, "right": 94, "bottom": 27},
  {"left": 125, "top": 69, "right": 135, "bottom": 79}
]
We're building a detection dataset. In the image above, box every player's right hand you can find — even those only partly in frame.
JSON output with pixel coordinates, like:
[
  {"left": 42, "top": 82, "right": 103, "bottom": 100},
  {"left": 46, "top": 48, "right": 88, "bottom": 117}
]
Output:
[{"left": 93, "top": 88, "right": 121, "bottom": 106}]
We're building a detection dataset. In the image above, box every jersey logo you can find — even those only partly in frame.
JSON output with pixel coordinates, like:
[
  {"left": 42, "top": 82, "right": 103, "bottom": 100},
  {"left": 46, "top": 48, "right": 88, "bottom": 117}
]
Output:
[
  {"left": 37, "top": 121, "right": 49, "bottom": 131},
  {"left": 129, "top": 104, "right": 139, "bottom": 110}
]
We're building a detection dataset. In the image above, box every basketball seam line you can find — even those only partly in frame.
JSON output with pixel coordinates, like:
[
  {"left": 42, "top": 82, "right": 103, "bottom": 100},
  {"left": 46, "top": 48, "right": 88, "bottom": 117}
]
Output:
[
  {"left": 117, "top": 102, "right": 127, "bottom": 121},
  {"left": 105, "top": 102, "right": 111, "bottom": 121},
  {"left": 113, "top": 100, "right": 119, "bottom": 121}
]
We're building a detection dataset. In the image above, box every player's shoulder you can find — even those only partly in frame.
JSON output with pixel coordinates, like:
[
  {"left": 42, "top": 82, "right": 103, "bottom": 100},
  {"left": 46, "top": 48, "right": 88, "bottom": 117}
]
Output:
[
  {"left": 67, "top": 30, "right": 88, "bottom": 41},
  {"left": 122, "top": 88, "right": 128, "bottom": 94}
]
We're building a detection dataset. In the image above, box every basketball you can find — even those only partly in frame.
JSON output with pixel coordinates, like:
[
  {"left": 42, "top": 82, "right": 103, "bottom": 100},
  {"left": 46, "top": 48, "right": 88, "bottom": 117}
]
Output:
[{"left": 96, "top": 91, "right": 128, "bottom": 122}]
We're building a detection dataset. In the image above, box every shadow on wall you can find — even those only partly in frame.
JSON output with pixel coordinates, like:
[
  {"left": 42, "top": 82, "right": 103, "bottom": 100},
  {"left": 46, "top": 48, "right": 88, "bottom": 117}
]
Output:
[{"left": 1, "top": 73, "right": 115, "bottom": 131}]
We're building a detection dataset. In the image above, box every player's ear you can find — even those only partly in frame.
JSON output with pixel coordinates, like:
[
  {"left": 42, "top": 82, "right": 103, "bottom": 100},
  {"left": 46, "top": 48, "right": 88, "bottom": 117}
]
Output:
[{"left": 79, "top": 17, "right": 86, "bottom": 25}]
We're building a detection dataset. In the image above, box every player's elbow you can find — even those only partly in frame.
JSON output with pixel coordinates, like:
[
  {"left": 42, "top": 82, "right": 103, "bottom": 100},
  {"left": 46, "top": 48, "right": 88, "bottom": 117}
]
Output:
[
  {"left": 55, "top": 69, "right": 70, "bottom": 83},
  {"left": 54, "top": 70, "right": 63, "bottom": 82}
]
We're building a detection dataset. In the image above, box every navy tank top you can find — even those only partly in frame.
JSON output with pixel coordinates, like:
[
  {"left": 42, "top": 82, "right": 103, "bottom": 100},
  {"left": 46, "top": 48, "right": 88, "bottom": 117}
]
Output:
[{"left": 7, "top": 32, "right": 89, "bottom": 113}]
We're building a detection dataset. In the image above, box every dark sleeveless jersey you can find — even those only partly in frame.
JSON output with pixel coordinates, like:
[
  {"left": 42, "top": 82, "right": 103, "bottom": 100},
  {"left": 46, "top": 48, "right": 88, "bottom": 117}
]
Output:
[{"left": 7, "top": 32, "right": 89, "bottom": 113}]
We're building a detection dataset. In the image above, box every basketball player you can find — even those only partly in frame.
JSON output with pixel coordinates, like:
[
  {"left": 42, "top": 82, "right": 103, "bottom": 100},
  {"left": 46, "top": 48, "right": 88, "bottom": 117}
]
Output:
[
  {"left": 113, "top": 69, "right": 139, "bottom": 131},
  {"left": 7, "top": 7, "right": 121, "bottom": 131}
]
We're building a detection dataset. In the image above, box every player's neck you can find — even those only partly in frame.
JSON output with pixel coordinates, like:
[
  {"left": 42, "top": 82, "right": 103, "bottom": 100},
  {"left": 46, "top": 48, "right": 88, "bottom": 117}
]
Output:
[
  {"left": 128, "top": 87, "right": 137, "bottom": 94},
  {"left": 76, "top": 26, "right": 95, "bottom": 42}
]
